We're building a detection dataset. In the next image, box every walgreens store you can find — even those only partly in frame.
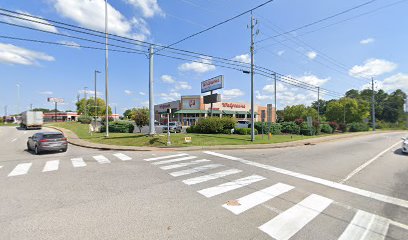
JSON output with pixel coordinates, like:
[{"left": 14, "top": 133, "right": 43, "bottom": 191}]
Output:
[{"left": 154, "top": 96, "right": 275, "bottom": 126}]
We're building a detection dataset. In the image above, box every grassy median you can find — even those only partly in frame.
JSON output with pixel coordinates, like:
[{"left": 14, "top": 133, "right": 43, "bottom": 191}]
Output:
[{"left": 48, "top": 122, "right": 320, "bottom": 147}]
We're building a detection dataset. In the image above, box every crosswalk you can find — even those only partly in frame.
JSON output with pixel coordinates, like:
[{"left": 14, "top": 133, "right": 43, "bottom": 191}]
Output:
[
  {"left": 144, "top": 152, "right": 407, "bottom": 240},
  {"left": 2, "top": 152, "right": 132, "bottom": 177}
]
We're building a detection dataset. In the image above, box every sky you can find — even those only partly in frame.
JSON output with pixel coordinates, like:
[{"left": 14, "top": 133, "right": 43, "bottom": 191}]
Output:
[{"left": 0, "top": 0, "right": 407, "bottom": 115}]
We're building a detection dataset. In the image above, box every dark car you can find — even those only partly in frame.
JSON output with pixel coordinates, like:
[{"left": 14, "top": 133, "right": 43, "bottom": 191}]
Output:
[{"left": 27, "top": 132, "right": 68, "bottom": 154}]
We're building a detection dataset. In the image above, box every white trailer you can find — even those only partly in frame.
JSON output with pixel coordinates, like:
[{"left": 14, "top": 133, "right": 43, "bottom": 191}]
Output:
[{"left": 21, "top": 111, "right": 43, "bottom": 130}]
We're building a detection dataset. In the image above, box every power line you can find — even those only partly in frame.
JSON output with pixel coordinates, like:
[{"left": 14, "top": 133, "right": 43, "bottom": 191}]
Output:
[
  {"left": 155, "top": 0, "right": 275, "bottom": 53},
  {"left": 256, "top": 0, "right": 378, "bottom": 43}
]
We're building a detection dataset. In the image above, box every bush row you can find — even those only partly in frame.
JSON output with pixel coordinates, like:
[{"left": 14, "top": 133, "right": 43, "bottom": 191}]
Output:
[
  {"left": 78, "top": 115, "right": 92, "bottom": 124},
  {"left": 100, "top": 121, "right": 134, "bottom": 133},
  {"left": 234, "top": 128, "right": 258, "bottom": 135},
  {"left": 186, "top": 117, "right": 236, "bottom": 134}
]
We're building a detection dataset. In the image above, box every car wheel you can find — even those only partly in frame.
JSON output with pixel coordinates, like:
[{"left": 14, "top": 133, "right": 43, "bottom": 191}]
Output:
[
  {"left": 62, "top": 147, "right": 67, "bottom": 152},
  {"left": 27, "top": 142, "right": 31, "bottom": 151},
  {"left": 34, "top": 145, "right": 40, "bottom": 155}
]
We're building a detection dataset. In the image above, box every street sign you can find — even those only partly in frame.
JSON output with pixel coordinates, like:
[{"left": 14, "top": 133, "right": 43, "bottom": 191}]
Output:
[
  {"left": 47, "top": 97, "right": 64, "bottom": 103},
  {"left": 203, "top": 93, "right": 221, "bottom": 104},
  {"left": 261, "top": 110, "right": 266, "bottom": 122},
  {"left": 267, "top": 104, "right": 273, "bottom": 123},
  {"left": 306, "top": 116, "right": 313, "bottom": 128},
  {"left": 201, "top": 75, "right": 224, "bottom": 93},
  {"left": 184, "top": 137, "right": 192, "bottom": 143}
]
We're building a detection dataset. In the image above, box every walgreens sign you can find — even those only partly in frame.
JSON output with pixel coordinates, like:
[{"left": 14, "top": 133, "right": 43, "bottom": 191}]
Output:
[
  {"left": 222, "top": 103, "right": 246, "bottom": 109},
  {"left": 201, "top": 75, "right": 224, "bottom": 93}
]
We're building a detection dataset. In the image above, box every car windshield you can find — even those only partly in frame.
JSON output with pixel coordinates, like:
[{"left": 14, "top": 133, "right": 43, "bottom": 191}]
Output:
[
  {"left": 43, "top": 134, "right": 64, "bottom": 139},
  {"left": 169, "top": 123, "right": 176, "bottom": 126}
]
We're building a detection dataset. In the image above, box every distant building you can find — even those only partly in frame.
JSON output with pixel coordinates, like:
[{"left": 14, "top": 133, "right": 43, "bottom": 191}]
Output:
[{"left": 154, "top": 95, "right": 276, "bottom": 126}]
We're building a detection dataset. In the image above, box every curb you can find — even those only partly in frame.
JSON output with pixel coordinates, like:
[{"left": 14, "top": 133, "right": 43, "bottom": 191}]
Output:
[{"left": 46, "top": 126, "right": 406, "bottom": 152}]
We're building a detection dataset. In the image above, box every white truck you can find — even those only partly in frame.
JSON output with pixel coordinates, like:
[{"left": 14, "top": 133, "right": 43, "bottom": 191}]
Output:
[{"left": 21, "top": 111, "right": 43, "bottom": 130}]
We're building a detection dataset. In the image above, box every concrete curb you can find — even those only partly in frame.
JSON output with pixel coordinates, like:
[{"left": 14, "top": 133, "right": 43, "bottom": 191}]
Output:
[{"left": 47, "top": 126, "right": 406, "bottom": 152}]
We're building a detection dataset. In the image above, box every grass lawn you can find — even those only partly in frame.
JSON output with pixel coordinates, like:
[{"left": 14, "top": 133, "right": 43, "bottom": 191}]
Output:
[
  {"left": 48, "top": 122, "right": 323, "bottom": 147},
  {"left": 0, "top": 123, "right": 19, "bottom": 126}
]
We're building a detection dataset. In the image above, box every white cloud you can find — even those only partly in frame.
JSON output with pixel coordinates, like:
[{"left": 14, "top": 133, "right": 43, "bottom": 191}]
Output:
[
  {"left": 58, "top": 40, "right": 80, "bottom": 49},
  {"left": 39, "top": 91, "right": 53, "bottom": 95},
  {"left": 277, "top": 50, "right": 285, "bottom": 56},
  {"left": 1, "top": 10, "right": 59, "bottom": 33},
  {"left": 306, "top": 51, "right": 317, "bottom": 60},
  {"left": 124, "top": 90, "right": 133, "bottom": 95},
  {"left": 349, "top": 58, "right": 397, "bottom": 78},
  {"left": 161, "top": 74, "right": 176, "bottom": 83},
  {"left": 222, "top": 89, "right": 244, "bottom": 100},
  {"left": 262, "top": 82, "right": 288, "bottom": 94},
  {"left": 139, "top": 91, "right": 146, "bottom": 96},
  {"left": 126, "top": 0, "right": 164, "bottom": 18},
  {"left": 255, "top": 91, "right": 273, "bottom": 101},
  {"left": 159, "top": 91, "right": 180, "bottom": 101},
  {"left": 178, "top": 56, "right": 216, "bottom": 73},
  {"left": 78, "top": 89, "right": 102, "bottom": 97},
  {"left": 360, "top": 38, "right": 375, "bottom": 45},
  {"left": 294, "top": 75, "right": 329, "bottom": 86},
  {"left": 362, "top": 73, "right": 408, "bottom": 92},
  {"left": 52, "top": 0, "right": 150, "bottom": 41},
  {"left": 174, "top": 81, "right": 192, "bottom": 90},
  {"left": 0, "top": 43, "right": 55, "bottom": 65},
  {"left": 232, "top": 54, "right": 250, "bottom": 64}
]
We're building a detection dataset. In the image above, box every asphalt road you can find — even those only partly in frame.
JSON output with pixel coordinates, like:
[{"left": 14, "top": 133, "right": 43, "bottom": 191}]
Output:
[{"left": 0, "top": 126, "right": 407, "bottom": 240}]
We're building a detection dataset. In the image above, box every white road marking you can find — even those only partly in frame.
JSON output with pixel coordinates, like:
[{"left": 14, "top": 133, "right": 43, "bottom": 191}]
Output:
[
  {"left": 198, "top": 175, "right": 265, "bottom": 198},
  {"left": 23, "top": 131, "right": 27, "bottom": 135},
  {"left": 71, "top": 158, "right": 86, "bottom": 168},
  {"left": 152, "top": 156, "right": 197, "bottom": 165},
  {"left": 144, "top": 153, "right": 188, "bottom": 161},
  {"left": 223, "top": 183, "right": 294, "bottom": 215},
  {"left": 170, "top": 164, "right": 223, "bottom": 177},
  {"left": 204, "top": 151, "right": 408, "bottom": 209},
  {"left": 8, "top": 163, "right": 32, "bottom": 176},
  {"left": 259, "top": 194, "right": 333, "bottom": 240},
  {"left": 11, "top": 138, "right": 17, "bottom": 142},
  {"left": 113, "top": 153, "right": 132, "bottom": 161},
  {"left": 93, "top": 155, "right": 111, "bottom": 164},
  {"left": 338, "top": 210, "right": 390, "bottom": 240},
  {"left": 339, "top": 141, "right": 402, "bottom": 183},
  {"left": 183, "top": 169, "right": 243, "bottom": 185},
  {"left": 160, "top": 159, "right": 211, "bottom": 170},
  {"left": 42, "top": 160, "right": 59, "bottom": 172}
]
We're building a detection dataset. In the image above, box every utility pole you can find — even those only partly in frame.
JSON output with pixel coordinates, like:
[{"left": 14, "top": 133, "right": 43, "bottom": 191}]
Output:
[
  {"left": 4, "top": 105, "right": 7, "bottom": 124},
  {"left": 94, "top": 70, "right": 100, "bottom": 119},
  {"left": 84, "top": 87, "right": 88, "bottom": 116},
  {"left": 371, "top": 77, "right": 376, "bottom": 131},
  {"left": 16, "top": 84, "right": 20, "bottom": 115},
  {"left": 30, "top": 104, "right": 33, "bottom": 111},
  {"left": 274, "top": 73, "right": 277, "bottom": 122},
  {"left": 317, "top": 87, "right": 320, "bottom": 124},
  {"left": 250, "top": 11, "right": 256, "bottom": 142},
  {"left": 104, "top": 0, "right": 109, "bottom": 137},
  {"left": 149, "top": 45, "right": 156, "bottom": 135}
]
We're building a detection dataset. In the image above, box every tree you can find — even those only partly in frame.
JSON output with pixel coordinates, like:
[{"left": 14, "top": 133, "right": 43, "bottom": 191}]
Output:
[
  {"left": 326, "top": 98, "right": 370, "bottom": 123},
  {"left": 131, "top": 108, "right": 149, "bottom": 133},
  {"left": 76, "top": 97, "right": 111, "bottom": 117},
  {"left": 123, "top": 109, "right": 133, "bottom": 119},
  {"left": 382, "top": 90, "right": 406, "bottom": 123},
  {"left": 345, "top": 89, "right": 360, "bottom": 99},
  {"left": 311, "top": 99, "right": 327, "bottom": 115},
  {"left": 283, "top": 104, "right": 318, "bottom": 122}
]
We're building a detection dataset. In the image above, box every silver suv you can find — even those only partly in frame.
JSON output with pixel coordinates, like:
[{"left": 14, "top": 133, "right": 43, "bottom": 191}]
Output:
[{"left": 163, "top": 122, "right": 182, "bottom": 133}]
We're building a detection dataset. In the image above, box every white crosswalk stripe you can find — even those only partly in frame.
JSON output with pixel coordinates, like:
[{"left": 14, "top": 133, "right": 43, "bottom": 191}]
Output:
[
  {"left": 170, "top": 164, "right": 223, "bottom": 177},
  {"left": 113, "top": 153, "right": 132, "bottom": 161},
  {"left": 71, "top": 158, "right": 87, "bottom": 168},
  {"left": 93, "top": 155, "right": 111, "bottom": 164},
  {"left": 259, "top": 194, "right": 333, "bottom": 240},
  {"left": 8, "top": 163, "right": 32, "bottom": 177},
  {"left": 198, "top": 175, "right": 266, "bottom": 198},
  {"left": 182, "top": 169, "right": 243, "bottom": 185},
  {"left": 223, "top": 183, "right": 294, "bottom": 215},
  {"left": 160, "top": 159, "right": 211, "bottom": 170},
  {"left": 152, "top": 156, "right": 197, "bottom": 165},
  {"left": 42, "top": 160, "right": 60, "bottom": 172},
  {"left": 338, "top": 210, "right": 390, "bottom": 240},
  {"left": 144, "top": 153, "right": 188, "bottom": 161}
]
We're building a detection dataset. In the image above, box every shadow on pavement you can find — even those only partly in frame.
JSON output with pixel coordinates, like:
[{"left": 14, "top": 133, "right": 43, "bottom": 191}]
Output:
[{"left": 393, "top": 148, "right": 407, "bottom": 156}]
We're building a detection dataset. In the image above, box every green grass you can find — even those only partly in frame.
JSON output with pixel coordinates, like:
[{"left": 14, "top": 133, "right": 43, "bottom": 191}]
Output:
[
  {"left": 48, "top": 122, "right": 323, "bottom": 148},
  {"left": 0, "top": 123, "right": 19, "bottom": 126}
]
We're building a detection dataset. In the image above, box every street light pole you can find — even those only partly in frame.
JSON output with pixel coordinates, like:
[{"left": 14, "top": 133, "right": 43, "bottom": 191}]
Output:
[
  {"left": 104, "top": 0, "right": 109, "bottom": 137},
  {"left": 371, "top": 77, "right": 376, "bottom": 131},
  {"left": 84, "top": 86, "right": 88, "bottom": 116},
  {"left": 274, "top": 73, "right": 277, "bottom": 122},
  {"left": 94, "top": 70, "right": 100, "bottom": 119},
  {"left": 149, "top": 45, "right": 156, "bottom": 135},
  {"left": 317, "top": 87, "right": 320, "bottom": 124},
  {"left": 250, "top": 12, "right": 255, "bottom": 142},
  {"left": 16, "top": 84, "right": 20, "bottom": 115}
]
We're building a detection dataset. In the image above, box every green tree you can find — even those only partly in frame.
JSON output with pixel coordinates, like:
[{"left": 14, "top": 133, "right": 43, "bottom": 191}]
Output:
[
  {"left": 123, "top": 109, "right": 133, "bottom": 119},
  {"left": 382, "top": 90, "right": 406, "bottom": 123},
  {"left": 76, "top": 98, "right": 111, "bottom": 117},
  {"left": 326, "top": 98, "right": 370, "bottom": 123},
  {"left": 311, "top": 99, "right": 327, "bottom": 115},
  {"left": 131, "top": 108, "right": 149, "bottom": 133},
  {"left": 283, "top": 104, "right": 318, "bottom": 122}
]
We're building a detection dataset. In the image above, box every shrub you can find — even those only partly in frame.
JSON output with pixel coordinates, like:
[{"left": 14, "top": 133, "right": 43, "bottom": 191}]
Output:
[
  {"left": 254, "top": 122, "right": 282, "bottom": 135},
  {"left": 299, "top": 123, "right": 315, "bottom": 136},
  {"left": 78, "top": 115, "right": 92, "bottom": 124},
  {"left": 101, "top": 116, "right": 114, "bottom": 124},
  {"left": 234, "top": 128, "right": 258, "bottom": 135},
  {"left": 321, "top": 124, "right": 334, "bottom": 134},
  {"left": 338, "top": 123, "right": 348, "bottom": 132},
  {"left": 348, "top": 122, "right": 369, "bottom": 132},
  {"left": 294, "top": 118, "right": 304, "bottom": 125},
  {"left": 313, "top": 120, "right": 321, "bottom": 135},
  {"left": 188, "top": 117, "right": 236, "bottom": 134},
  {"left": 281, "top": 122, "right": 300, "bottom": 134},
  {"left": 100, "top": 121, "right": 134, "bottom": 133},
  {"left": 0, "top": 117, "right": 3, "bottom": 124},
  {"left": 328, "top": 121, "right": 338, "bottom": 131}
]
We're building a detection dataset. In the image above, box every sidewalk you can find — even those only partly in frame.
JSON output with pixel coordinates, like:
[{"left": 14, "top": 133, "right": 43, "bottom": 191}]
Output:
[{"left": 47, "top": 126, "right": 405, "bottom": 152}]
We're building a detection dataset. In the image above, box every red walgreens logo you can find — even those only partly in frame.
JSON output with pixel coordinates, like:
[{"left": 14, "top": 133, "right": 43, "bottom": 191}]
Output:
[{"left": 222, "top": 103, "right": 246, "bottom": 109}]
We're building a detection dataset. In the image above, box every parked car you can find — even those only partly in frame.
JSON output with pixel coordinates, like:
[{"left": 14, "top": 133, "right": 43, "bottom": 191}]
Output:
[
  {"left": 27, "top": 132, "right": 68, "bottom": 154},
  {"left": 401, "top": 137, "right": 408, "bottom": 154},
  {"left": 236, "top": 120, "right": 250, "bottom": 129},
  {"left": 163, "top": 122, "right": 182, "bottom": 133}
]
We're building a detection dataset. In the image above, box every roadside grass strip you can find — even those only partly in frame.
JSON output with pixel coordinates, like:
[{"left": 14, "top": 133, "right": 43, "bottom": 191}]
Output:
[
  {"left": 258, "top": 194, "right": 333, "bottom": 240},
  {"left": 198, "top": 175, "right": 266, "bottom": 198}
]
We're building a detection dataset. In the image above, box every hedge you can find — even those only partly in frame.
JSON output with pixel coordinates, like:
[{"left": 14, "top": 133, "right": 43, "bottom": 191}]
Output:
[
  {"left": 348, "top": 122, "right": 369, "bottom": 132},
  {"left": 100, "top": 121, "right": 134, "bottom": 133},
  {"left": 234, "top": 128, "right": 258, "bottom": 135},
  {"left": 186, "top": 117, "right": 236, "bottom": 134},
  {"left": 281, "top": 122, "right": 300, "bottom": 134},
  {"left": 253, "top": 122, "right": 282, "bottom": 135},
  {"left": 78, "top": 115, "right": 92, "bottom": 124},
  {"left": 321, "top": 124, "right": 334, "bottom": 134},
  {"left": 299, "top": 123, "right": 315, "bottom": 136}
]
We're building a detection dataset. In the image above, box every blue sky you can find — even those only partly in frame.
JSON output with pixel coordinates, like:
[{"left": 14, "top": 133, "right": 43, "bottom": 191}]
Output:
[{"left": 1, "top": 0, "right": 407, "bottom": 115}]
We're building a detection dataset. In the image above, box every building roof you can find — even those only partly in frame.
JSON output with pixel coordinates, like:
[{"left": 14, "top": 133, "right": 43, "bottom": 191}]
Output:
[{"left": 175, "top": 109, "right": 207, "bottom": 114}]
